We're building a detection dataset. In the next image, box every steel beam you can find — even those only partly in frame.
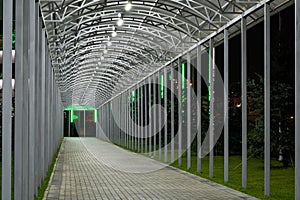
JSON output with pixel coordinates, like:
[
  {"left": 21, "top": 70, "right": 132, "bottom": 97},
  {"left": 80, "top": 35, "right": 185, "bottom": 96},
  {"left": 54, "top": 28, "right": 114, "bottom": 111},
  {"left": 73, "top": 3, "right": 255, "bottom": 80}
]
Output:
[
  {"left": 2, "top": 0, "right": 13, "bottom": 198},
  {"left": 187, "top": 53, "right": 191, "bottom": 170},
  {"left": 171, "top": 65, "right": 175, "bottom": 163},
  {"left": 15, "top": 0, "right": 24, "bottom": 197},
  {"left": 158, "top": 72, "right": 162, "bottom": 160},
  {"left": 209, "top": 39, "right": 214, "bottom": 178},
  {"left": 197, "top": 45, "right": 202, "bottom": 173},
  {"left": 178, "top": 58, "right": 182, "bottom": 167},
  {"left": 29, "top": 0, "right": 36, "bottom": 197},
  {"left": 224, "top": 29, "right": 229, "bottom": 182},
  {"left": 164, "top": 68, "right": 168, "bottom": 162},
  {"left": 295, "top": 0, "right": 300, "bottom": 198},
  {"left": 149, "top": 78, "right": 152, "bottom": 155},
  {"left": 264, "top": 3, "right": 271, "bottom": 196},
  {"left": 241, "top": 17, "right": 248, "bottom": 189}
]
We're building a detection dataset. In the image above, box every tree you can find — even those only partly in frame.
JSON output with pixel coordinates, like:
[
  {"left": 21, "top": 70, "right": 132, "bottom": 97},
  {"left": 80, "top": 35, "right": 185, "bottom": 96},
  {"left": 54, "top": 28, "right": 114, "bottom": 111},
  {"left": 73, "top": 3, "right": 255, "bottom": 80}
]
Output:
[{"left": 247, "top": 74, "right": 294, "bottom": 167}]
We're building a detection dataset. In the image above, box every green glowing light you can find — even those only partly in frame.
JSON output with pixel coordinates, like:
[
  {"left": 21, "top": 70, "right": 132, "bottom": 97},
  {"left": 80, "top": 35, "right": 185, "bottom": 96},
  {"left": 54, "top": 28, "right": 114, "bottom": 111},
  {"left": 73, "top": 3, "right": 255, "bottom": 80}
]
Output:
[
  {"left": 94, "top": 109, "right": 98, "bottom": 123},
  {"left": 71, "top": 110, "right": 74, "bottom": 123},
  {"left": 181, "top": 63, "right": 185, "bottom": 103},
  {"left": 64, "top": 104, "right": 95, "bottom": 111},
  {"left": 130, "top": 90, "right": 136, "bottom": 103},
  {"left": 160, "top": 75, "right": 164, "bottom": 99},
  {"left": 181, "top": 63, "right": 185, "bottom": 90}
]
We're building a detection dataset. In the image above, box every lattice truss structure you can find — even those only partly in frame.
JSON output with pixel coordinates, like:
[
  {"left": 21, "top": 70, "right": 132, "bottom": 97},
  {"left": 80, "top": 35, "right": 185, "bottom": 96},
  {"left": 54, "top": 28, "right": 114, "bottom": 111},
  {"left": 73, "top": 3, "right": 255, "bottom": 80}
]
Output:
[{"left": 39, "top": 0, "right": 285, "bottom": 108}]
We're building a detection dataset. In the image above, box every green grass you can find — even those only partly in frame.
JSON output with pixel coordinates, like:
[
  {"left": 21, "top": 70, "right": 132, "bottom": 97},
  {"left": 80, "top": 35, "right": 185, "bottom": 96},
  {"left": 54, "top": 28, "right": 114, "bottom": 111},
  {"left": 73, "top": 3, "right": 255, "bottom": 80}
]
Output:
[
  {"left": 34, "top": 140, "right": 63, "bottom": 200},
  {"left": 171, "top": 153, "right": 294, "bottom": 200},
  {"left": 112, "top": 140, "right": 294, "bottom": 200}
]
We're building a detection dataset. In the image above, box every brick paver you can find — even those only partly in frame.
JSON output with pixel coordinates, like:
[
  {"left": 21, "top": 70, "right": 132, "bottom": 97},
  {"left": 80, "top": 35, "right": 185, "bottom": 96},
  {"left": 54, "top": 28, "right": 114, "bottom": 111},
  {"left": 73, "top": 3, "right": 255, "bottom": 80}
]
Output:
[{"left": 44, "top": 138, "right": 257, "bottom": 200}]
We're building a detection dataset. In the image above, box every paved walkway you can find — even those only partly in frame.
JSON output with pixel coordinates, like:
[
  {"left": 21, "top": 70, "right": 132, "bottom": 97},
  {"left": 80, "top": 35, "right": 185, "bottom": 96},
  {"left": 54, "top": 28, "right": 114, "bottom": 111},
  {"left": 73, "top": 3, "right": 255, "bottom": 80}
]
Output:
[{"left": 44, "top": 138, "right": 257, "bottom": 200}]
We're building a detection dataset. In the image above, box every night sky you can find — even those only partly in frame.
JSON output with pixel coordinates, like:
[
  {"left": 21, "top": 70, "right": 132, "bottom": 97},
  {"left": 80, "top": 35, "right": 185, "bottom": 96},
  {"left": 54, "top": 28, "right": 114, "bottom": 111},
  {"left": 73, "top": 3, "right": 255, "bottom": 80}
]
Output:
[{"left": 214, "top": 4, "right": 295, "bottom": 90}]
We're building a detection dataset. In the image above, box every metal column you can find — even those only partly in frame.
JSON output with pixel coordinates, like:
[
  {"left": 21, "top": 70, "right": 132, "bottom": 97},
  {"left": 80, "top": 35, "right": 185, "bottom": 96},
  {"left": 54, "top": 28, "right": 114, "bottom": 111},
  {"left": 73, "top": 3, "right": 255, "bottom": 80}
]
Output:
[
  {"left": 178, "top": 58, "right": 182, "bottom": 166},
  {"left": 171, "top": 65, "right": 175, "bottom": 163},
  {"left": 149, "top": 78, "right": 152, "bottom": 155},
  {"left": 209, "top": 39, "right": 215, "bottom": 178},
  {"left": 144, "top": 82, "right": 148, "bottom": 154},
  {"left": 84, "top": 110, "right": 86, "bottom": 137},
  {"left": 264, "top": 4, "right": 271, "bottom": 196},
  {"left": 224, "top": 29, "right": 229, "bottom": 182},
  {"left": 138, "top": 87, "right": 140, "bottom": 152},
  {"left": 187, "top": 53, "right": 191, "bottom": 170},
  {"left": 29, "top": 0, "right": 36, "bottom": 197},
  {"left": 39, "top": 25, "right": 46, "bottom": 186},
  {"left": 2, "top": 0, "right": 13, "bottom": 198},
  {"left": 241, "top": 17, "right": 248, "bottom": 188},
  {"left": 295, "top": 0, "right": 300, "bottom": 198},
  {"left": 15, "top": 0, "right": 24, "bottom": 197},
  {"left": 153, "top": 77, "right": 157, "bottom": 157},
  {"left": 141, "top": 85, "right": 144, "bottom": 153},
  {"left": 164, "top": 68, "right": 168, "bottom": 162},
  {"left": 197, "top": 45, "right": 202, "bottom": 173},
  {"left": 158, "top": 73, "right": 162, "bottom": 160}
]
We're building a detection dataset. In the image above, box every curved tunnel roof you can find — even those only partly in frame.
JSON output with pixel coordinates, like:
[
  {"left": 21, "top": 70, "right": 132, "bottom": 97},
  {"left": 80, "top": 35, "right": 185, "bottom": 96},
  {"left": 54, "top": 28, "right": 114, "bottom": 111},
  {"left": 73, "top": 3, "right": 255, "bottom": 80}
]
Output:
[{"left": 40, "top": 0, "right": 290, "bottom": 108}]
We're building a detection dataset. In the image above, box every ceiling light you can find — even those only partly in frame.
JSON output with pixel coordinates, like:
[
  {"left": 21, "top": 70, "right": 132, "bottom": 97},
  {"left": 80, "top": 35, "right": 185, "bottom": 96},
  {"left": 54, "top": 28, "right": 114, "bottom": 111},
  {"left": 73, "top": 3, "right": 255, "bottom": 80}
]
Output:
[
  {"left": 125, "top": 1, "right": 132, "bottom": 11},
  {"left": 117, "top": 18, "right": 124, "bottom": 26},
  {"left": 101, "top": 56, "right": 104, "bottom": 60},
  {"left": 117, "top": 13, "right": 124, "bottom": 26},
  {"left": 103, "top": 49, "right": 108, "bottom": 54},
  {"left": 107, "top": 36, "right": 112, "bottom": 46},
  {"left": 112, "top": 31, "right": 117, "bottom": 37}
]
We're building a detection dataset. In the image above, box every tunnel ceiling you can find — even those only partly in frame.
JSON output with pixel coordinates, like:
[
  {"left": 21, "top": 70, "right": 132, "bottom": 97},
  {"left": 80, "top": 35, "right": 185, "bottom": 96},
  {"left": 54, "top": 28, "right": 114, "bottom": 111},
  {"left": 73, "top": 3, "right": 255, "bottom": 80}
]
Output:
[{"left": 40, "top": 0, "right": 290, "bottom": 108}]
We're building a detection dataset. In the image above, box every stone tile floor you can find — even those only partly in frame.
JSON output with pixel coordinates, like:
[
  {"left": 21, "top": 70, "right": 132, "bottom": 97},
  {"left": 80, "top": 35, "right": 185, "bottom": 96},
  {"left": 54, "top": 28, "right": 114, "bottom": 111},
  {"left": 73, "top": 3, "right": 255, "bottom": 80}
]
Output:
[{"left": 43, "top": 138, "right": 258, "bottom": 200}]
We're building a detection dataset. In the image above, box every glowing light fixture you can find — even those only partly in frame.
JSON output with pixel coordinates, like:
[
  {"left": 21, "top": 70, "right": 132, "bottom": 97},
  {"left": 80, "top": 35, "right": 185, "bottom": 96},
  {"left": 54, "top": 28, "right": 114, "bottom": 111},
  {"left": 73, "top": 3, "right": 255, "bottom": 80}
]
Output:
[
  {"left": 125, "top": 0, "right": 132, "bottom": 11},
  {"left": 160, "top": 75, "right": 164, "bottom": 99},
  {"left": 94, "top": 109, "right": 98, "bottom": 123},
  {"left": 107, "top": 36, "right": 112, "bottom": 46},
  {"left": 112, "top": 26, "right": 117, "bottom": 37},
  {"left": 112, "top": 31, "right": 117, "bottom": 37},
  {"left": 103, "top": 49, "right": 108, "bottom": 54},
  {"left": 117, "top": 13, "right": 124, "bottom": 26}
]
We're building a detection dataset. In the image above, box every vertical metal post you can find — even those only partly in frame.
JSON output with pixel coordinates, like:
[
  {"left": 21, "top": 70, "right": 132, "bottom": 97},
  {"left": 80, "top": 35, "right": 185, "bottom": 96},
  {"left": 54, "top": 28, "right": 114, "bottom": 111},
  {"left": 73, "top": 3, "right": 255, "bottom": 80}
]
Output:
[
  {"left": 241, "top": 17, "right": 248, "bottom": 188},
  {"left": 187, "top": 53, "right": 191, "bottom": 170},
  {"left": 144, "top": 82, "right": 148, "bottom": 153},
  {"left": 209, "top": 39, "right": 214, "bottom": 178},
  {"left": 40, "top": 28, "right": 46, "bottom": 182},
  {"left": 141, "top": 85, "right": 144, "bottom": 153},
  {"left": 153, "top": 77, "right": 157, "bottom": 158},
  {"left": 84, "top": 110, "right": 86, "bottom": 137},
  {"left": 158, "top": 73, "right": 162, "bottom": 160},
  {"left": 164, "top": 68, "right": 168, "bottom": 162},
  {"left": 34, "top": 9, "right": 40, "bottom": 191},
  {"left": 171, "top": 65, "right": 175, "bottom": 163},
  {"left": 138, "top": 87, "right": 140, "bottom": 152},
  {"left": 264, "top": 4, "right": 270, "bottom": 196},
  {"left": 2, "top": 0, "right": 13, "bottom": 198},
  {"left": 29, "top": 0, "right": 36, "bottom": 197},
  {"left": 295, "top": 0, "right": 300, "bottom": 198},
  {"left": 15, "top": 0, "right": 24, "bottom": 197},
  {"left": 132, "top": 91, "right": 134, "bottom": 150},
  {"left": 149, "top": 78, "right": 152, "bottom": 155},
  {"left": 197, "top": 45, "right": 202, "bottom": 173},
  {"left": 224, "top": 29, "right": 229, "bottom": 182},
  {"left": 178, "top": 58, "right": 182, "bottom": 166},
  {"left": 119, "top": 96, "right": 122, "bottom": 145},
  {"left": 68, "top": 111, "right": 71, "bottom": 137}
]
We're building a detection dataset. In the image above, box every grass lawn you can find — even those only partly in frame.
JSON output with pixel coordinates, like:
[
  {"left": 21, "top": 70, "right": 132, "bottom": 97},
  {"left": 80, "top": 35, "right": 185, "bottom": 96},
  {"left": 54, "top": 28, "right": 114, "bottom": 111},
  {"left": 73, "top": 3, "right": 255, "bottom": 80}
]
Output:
[{"left": 171, "top": 153, "right": 294, "bottom": 200}]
